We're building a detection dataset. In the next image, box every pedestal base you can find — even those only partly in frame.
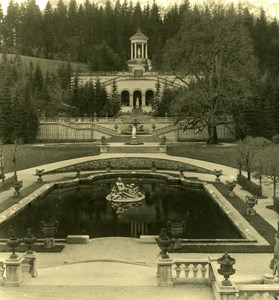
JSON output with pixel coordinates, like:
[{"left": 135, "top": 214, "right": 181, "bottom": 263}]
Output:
[
  {"left": 157, "top": 258, "right": 174, "bottom": 287},
  {"left": 44, "top": 237, "right": 55, "bottom": 249},
  {"left": 5, "top": 257, "right": 24, "bottom": 287}
]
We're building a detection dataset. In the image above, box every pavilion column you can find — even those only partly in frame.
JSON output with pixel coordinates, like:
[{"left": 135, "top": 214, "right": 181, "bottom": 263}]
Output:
[
  {"left": 134, "top": 43, "right": 137, "bottom": 59},
  {"left": 131, "top": 43, "right": 133, "bottom": 59},
  {"left": 145, "top": 43, "right": 148, "bottom": 59},
  {"left": 141, "top": 43, "right": 144, "bottom": 59},
  {"left": 142, "top": 93, "right": 146, "bottom": 107}
]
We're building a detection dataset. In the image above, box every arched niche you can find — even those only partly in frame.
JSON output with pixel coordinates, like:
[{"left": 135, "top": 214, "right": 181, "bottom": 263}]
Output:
[
  {"left": 121, "top": 90, "right": 130, "bottom": 106},
  {"left": 145, "top": 90, "right": 154, "bottom": 106},
  {"left": 133, "top": 90, "right": 142, "bottom": 108}
]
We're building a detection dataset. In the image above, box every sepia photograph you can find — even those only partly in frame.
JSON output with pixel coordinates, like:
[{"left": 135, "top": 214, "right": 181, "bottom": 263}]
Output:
[{"left": 0, "top": 0, "right": 279, "bottom": 299}]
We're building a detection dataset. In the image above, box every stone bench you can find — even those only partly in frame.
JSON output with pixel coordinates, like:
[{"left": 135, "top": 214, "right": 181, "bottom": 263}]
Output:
[{"left": 66, "top": 235, "right": 90, "bottom": 244}]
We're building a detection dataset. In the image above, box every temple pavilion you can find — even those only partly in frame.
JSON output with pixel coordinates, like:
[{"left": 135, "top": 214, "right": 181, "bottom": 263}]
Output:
[{"left": 77, "top": 29, "right": 184, "bottom": 113}]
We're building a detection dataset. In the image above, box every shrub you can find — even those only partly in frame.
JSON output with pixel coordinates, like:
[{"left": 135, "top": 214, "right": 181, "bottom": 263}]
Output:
[
  {"left": 272, "top": 135, "right": 279, "bottom": 144},
  {"left": 237, "top": 174, "right": 261, "bottom": 196}
]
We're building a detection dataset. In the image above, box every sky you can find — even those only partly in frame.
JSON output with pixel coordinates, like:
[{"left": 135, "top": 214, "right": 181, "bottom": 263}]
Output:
[{"left": 0, "top": 0, "right": 279, "bottom": 18}]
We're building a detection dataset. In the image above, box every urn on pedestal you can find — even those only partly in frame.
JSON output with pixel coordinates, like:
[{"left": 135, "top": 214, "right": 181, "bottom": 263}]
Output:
[
  {"left": 245, "top": 195, "right": 258, "bottom": 216},
  {"left": 40, "top": 219, "right": 59, "bottom": 249},
  {"left": 167, "top": 221, "right": 186, "bottom": 250},
  {"left": 6, "top": 229, "right": 21, "bottom": 259},
  {"left": 217, "top": 252, "right": 236, "bottom": 286},
  {"left": 213, "top": 169, "right": 223, "bottom": 182},
  {"left": 225, "top": 180, "right": 236, "bottom": 197},
  {"left": 155, "top": 228, "right": 172, "bottom": 259},
  {"left": 23, "top": 228, "right": 36, "bottom": 254}
]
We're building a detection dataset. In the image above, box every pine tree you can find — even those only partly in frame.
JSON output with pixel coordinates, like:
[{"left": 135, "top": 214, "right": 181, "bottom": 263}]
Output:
[{"left": 107, "top": 79, "right": 121, "bottom": 116}]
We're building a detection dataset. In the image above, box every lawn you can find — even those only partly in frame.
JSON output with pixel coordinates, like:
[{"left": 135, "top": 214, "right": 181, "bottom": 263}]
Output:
[
  {"left": 167, "top": 143, "right": 238, "bottom": 168},
  {"left": 1, "top": 143, "right": 100, "bottom": 173},
  {"left": 0, "top": 142, "right": 239, "bottom": 174},
  {"left": 1, "top": 54, "right": 91, "bottom": 75}
]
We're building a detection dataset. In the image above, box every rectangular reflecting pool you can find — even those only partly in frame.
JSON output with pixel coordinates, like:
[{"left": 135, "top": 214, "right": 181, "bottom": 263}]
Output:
[{"left": 0, "top": 178, "right": 244, "bottom": 239}]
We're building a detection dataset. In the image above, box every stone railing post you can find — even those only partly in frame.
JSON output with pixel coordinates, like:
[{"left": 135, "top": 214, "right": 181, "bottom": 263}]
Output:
[
  {"left": 23, "top": 252, "right": 38, "bottom": 278},
  {"left": 4, "top": 256, "right": 24, "bottom": 286},
  {"left": 0, "top": 261, "right": 5, "bottom": 285},
  {"left": 157, "top": 257, "right": 174, "bottom": 287}
]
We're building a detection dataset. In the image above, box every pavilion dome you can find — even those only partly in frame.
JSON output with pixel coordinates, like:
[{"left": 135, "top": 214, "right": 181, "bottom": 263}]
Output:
[{"left": 130, "top": 28, "right": 149, "bottom": 41}]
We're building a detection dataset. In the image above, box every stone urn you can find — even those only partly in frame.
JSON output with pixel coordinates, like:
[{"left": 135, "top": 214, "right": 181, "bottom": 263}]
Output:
[
  {"left": 217, "top": 252, "right": 236, "bottom": 286},
  {"left": 179, "top": 167, "right": 185, "bottom": 179},
  {"left": 245, "top": 195, "right": 258, "bottom": 216},
  {"left": 167, "top": 221, "right": 186, "bottom": 250},
  {"left": 213, "top": 169, "right": 223, "bottom": 182},
  {"left": 40, "top": 220, "right": 59, "bottom": 249},
  {"left": 225, "top": 180, "right": 236, "bottom": 197},
  {"left": 6, "top": 229, "right": 21, "bottom": 259},
  {"left": 155, "top": 228, "right": 172, "bottom": 259},
  {"left": 13, "top": 180, "right": 23, "bottom": 197},
  {"left": 35, "top": 169, "right": 44, "bottom": 182},
  {"left": 75, "top": 167, "right": 81, "bottom": 178},
  {"left": 23, "top": 228, "right": 36, "bottom": 254},
  {"left": 101, "top": 136, "right": 107, "bottom": 145}
]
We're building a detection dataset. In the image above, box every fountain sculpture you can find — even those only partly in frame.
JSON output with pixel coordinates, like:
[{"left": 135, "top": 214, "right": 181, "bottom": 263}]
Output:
[{"left": 106, "top": 177, "right": 145, "bottom": 214}]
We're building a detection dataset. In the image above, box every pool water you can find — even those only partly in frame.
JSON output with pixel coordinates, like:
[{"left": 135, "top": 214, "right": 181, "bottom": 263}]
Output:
[{"left": 0, "top": 179, "right": 243, "bottom": 239}]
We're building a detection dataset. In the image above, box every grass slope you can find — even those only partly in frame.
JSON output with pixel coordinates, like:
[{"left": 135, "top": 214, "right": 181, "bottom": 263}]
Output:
[{"left": 1, "top": 53, "right": 91, "bottom": 74}]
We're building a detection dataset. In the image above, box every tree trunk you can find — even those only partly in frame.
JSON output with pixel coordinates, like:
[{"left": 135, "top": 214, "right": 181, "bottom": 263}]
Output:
[
  {"left": 273, "top": 180, "right": 279, "bottom": 211},
  {"left": 207, "top": 61, "right": 218, "bottom": 145},
  {"left": 247, "top": 170, "right": 251, "bottom": 181},
  {"left": 207, "top": 111, "right": 218, "bottom": 144}
]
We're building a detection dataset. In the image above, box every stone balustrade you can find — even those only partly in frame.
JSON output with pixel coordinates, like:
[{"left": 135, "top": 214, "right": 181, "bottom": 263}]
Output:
[
  {"left": 172, "top": 259, "right": 210, "bottom": 285},
  {"left": 157, "top": 256, "right": 279, "bottom": 300},
  {"left": 236, "top": 285, "right": 279, "bottom": 299}
]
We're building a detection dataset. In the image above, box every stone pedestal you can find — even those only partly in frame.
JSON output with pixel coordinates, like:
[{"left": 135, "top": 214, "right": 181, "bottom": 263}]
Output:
[
  {"left": 130, "top": 137, "right": 138, "bottom": 145},
  {"left": 100, "top": 145, "right": 108, "bottom": 153},
  {"left": 5, "top": 256, "right": 24, "bottom": 287},
  {"left": 44, "top": 237, "right": 55, "bottom": 249},
  {"left": 263, "top": 273, "right": 277, "bottom": 284},
  {"left": 246, "top": 207, "right": 256, "bottom": 216},
  {"left": 157, "top": 257, "right": 174, "bottom": 287},
  {"left": 228, "top": 191, "right": 235, "bottom": 197},
  {"left": 24, "top": 252, "right": 38, "bottom": 278},
  {"left": 159, "top": 145, "right": 167, "bottom": 153}
]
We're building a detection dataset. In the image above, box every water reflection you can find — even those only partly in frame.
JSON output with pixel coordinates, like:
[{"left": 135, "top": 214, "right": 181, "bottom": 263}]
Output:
[{"left": 0, "top": 179, "right": 242, "bottom": 239}]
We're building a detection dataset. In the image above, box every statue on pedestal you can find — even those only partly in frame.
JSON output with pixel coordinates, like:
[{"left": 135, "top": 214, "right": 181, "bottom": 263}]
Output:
[
  {"left": 135, "top": 97, "right": 139, "bottom": 108},
  {"left": 132, "top": 125, "right": 137, "bottom": 139}
]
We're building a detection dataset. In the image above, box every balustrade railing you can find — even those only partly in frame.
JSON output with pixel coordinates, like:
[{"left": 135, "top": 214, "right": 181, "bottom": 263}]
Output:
[
  {"left": 154, "top": 124, "right": 178, "bottom": 135},
  {"left": 172, "top": 259, "right": 210, "bottom": 284},
  {"left": 157, "top": 256, "right": 279, "bottom": 299},
  {"left": 236, "top": 285, "right": 279, "bottom": 299}
]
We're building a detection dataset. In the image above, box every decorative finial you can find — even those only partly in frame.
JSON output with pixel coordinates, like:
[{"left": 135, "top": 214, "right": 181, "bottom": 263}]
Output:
[{"left": 137, "top": 28, "right": 141, "bottom": 33}]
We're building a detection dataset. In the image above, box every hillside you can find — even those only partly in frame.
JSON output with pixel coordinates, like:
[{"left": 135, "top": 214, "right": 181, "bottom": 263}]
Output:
[{"left": 0, "top": 54, "right": 91, "bottom": 75}]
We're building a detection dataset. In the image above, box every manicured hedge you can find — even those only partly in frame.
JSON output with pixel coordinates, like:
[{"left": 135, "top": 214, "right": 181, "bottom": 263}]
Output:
[
  {"left": 237, "top": 174, "right": 262, "bottom": 196},
  {"left": 46, "top": 157, "right": 212, "bottom": 174}
]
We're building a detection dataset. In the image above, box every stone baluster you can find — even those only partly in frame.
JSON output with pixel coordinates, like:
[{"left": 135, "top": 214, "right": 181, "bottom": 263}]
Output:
[
  {"left": 192, "top": 264, "right": 199, "bottom": 278},
  {"left": 200, "top": 263, "right": 207, "bottom": 278},
  {"left": 175, "top": 263, "right": 182, "bottom": 279},
  {"left": 0, "top": 261, "right": 5, "bottom": 285},
  {"left": 184, "top": 263, "right": 190, "bottom": 278}
]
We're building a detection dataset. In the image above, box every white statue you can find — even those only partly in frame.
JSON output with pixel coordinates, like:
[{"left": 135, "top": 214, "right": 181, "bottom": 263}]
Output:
[
  {"left": 132, "top": 125, "right": 137, "bottom": 139},
  {"left": 136, "top": 97, "right": 139, "bottom": 108},
  {"left": 137, "top": 47, "right": 141, "bottom": 58}
]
